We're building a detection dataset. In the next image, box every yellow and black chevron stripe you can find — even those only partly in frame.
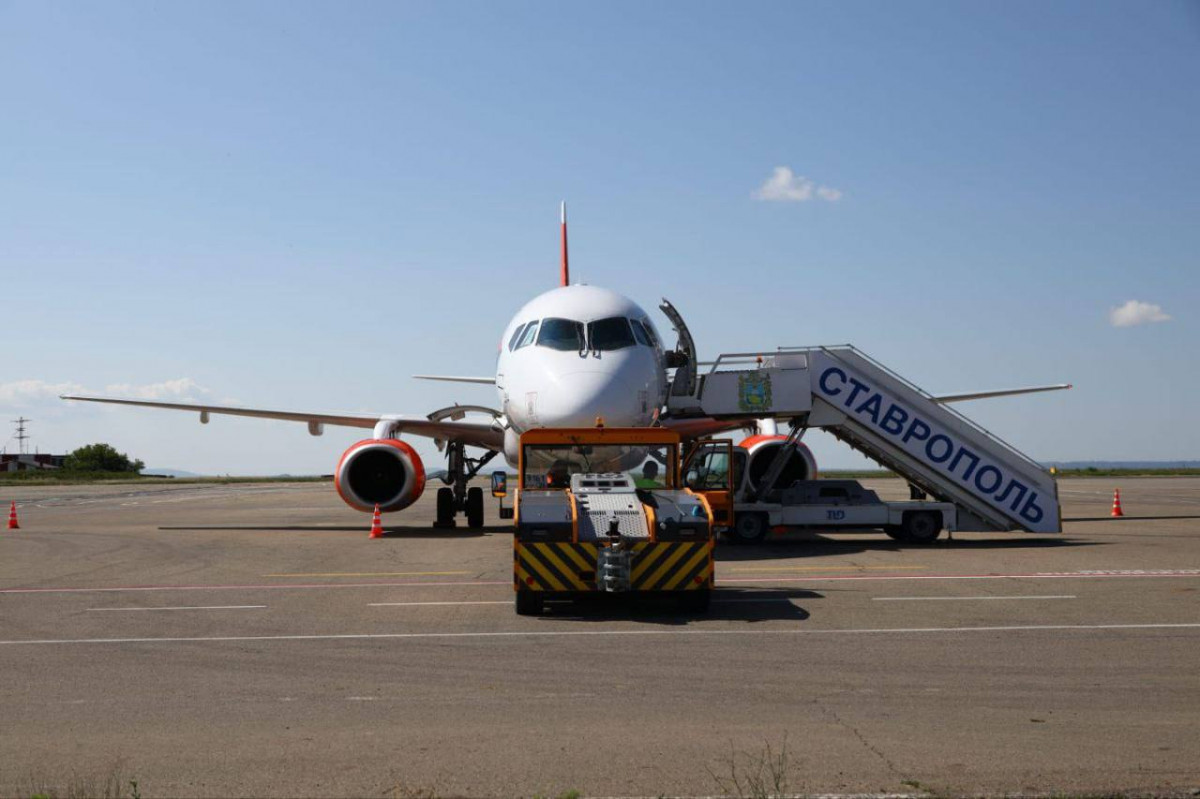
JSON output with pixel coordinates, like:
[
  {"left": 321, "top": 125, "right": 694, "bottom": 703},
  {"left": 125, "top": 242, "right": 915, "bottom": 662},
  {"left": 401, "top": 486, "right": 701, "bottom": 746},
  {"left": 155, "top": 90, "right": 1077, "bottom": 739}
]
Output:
[
  {"left": 515, "top": 541, "right": 713, "bottom": 593},
  {"left": 630, "top": 541, "right": 713, "bottom": 592},
  {"left": 515, "top": 542, "right": 598, "bottom": 592}
]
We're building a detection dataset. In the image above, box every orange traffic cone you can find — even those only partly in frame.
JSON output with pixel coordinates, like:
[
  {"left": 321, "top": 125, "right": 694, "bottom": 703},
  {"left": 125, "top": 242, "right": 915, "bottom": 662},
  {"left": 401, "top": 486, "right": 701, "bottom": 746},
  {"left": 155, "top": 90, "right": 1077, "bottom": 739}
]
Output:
[
  {"left": 6, "top": 501, "right": 18, "bottom": 530},
  {"left": 369, "top": 504, "right": 384, "bottom": 538},
  {"left": 1111, "top": 489, "right": 1124, "bottom": 518}
]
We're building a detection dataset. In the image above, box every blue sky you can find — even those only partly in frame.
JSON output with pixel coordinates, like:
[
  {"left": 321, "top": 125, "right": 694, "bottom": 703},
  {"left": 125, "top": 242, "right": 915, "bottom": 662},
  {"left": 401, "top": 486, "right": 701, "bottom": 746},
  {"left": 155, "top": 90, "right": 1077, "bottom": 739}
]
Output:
[{"left": 2, "top": 0, "right": 1197, "bottom": 473}]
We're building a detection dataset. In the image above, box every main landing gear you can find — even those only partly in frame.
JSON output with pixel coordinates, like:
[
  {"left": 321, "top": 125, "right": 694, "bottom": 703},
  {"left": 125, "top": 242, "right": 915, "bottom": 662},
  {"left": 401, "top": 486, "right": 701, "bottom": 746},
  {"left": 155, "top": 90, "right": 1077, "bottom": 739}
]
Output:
[{"left": 435, "top": 440, "right": 497, "bottom": 530}]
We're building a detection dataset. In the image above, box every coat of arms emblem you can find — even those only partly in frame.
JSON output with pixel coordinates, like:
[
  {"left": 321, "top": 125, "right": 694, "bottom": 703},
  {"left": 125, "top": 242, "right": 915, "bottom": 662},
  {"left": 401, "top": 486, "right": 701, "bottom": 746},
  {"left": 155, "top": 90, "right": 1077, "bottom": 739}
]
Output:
[{"left": 737, "top": 372, "right": 773, "bottom": 413}]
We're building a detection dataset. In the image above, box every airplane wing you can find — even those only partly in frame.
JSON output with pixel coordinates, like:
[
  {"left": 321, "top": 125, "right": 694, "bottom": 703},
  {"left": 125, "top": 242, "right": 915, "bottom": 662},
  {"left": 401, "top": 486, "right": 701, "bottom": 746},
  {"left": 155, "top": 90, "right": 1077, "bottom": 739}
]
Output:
[
  {"left": 661, "top": 384, "right": 1073, "bottom": 440},
  {"left": 412, "top": 375, "right": 497, "bottom": 385},
  {"left": 932, "top": 384, "right": 1072, "bottom": 404},
  {"left": 59, "top": 395, "right": 504, "bottom": 450}
]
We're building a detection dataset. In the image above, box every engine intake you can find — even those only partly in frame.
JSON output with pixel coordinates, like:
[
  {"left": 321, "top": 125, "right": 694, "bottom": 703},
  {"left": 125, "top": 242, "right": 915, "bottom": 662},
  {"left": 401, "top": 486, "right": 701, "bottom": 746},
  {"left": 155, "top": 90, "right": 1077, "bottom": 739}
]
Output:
[
  {"left": 738, "top": 434, "right": 818, "bottom": 494},
  {"left": 335, "top": 439, "right": 426, "bottom": 513}
]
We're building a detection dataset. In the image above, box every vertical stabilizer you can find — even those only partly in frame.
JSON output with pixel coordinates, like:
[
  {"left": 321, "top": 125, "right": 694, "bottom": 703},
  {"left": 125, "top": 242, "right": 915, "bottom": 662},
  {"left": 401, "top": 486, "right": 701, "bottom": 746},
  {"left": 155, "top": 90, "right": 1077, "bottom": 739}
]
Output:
[{"left": 560, "top": 201, "right": 569, "bottom": 287}]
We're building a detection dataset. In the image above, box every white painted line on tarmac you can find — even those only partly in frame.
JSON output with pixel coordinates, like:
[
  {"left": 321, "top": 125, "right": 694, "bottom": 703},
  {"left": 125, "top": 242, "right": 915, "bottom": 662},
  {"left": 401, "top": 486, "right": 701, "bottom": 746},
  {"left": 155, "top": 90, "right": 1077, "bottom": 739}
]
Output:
[
  {"left": 715, "top": 598, "right": 795, "bottom": 604},
  {"left": 369, "top": 601, "right": 508, "bottom": 607},
  {"left": 367, "top": 598, "right": 795, "bottom": 608},
  {"left": 1060, "top": 569, "right": 1200, "bottom": 576},
  {"left": 86, "top": 605, "right": 268, "bottom": 612},
  {"left": 269, "top": 571, "right": 471, "bottom": 578},
  {"left": 0, "top": 580, "right": 511, "bottom": 595},
  {"left": 872, "top": 595, "right": 1075, "bottom": 602},
  {"left": 731, "top": 565, "right": 928, "bottom": 573},
  {"left": 5, "top": 569, "right": 1199, "bottom": 596},
  {"left": 725, "top": 570, "right": 1200, "bottom": 584},
  {"left": 1, "top": 622, "right": 1198, "bottom": 646}
]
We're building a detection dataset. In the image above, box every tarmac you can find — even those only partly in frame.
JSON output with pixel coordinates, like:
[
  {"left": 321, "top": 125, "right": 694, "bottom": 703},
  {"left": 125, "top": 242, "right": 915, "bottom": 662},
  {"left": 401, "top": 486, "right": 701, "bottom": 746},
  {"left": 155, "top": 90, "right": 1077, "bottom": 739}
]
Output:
[{"left": 0, "top": 476, "right": 1197, "bottom": 798}]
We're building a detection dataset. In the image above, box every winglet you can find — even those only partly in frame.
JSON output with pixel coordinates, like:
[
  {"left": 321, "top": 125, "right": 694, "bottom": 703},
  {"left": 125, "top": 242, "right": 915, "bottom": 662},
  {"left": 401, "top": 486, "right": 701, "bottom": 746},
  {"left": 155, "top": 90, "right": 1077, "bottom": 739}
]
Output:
[{"left": 560, "top": 201, "right": 569, "bottom": 287}]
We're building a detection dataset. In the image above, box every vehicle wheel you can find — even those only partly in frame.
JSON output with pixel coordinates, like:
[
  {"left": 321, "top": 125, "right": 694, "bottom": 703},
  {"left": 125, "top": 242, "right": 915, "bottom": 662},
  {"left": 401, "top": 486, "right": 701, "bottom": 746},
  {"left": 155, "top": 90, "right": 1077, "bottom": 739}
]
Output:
[
  {"left": 728, "top": 512, "right": 768, "bottom": 544},
  {"left": 435, "top": 487, "right": 455, "bottom": 527},
  {"left": 884, "top": 526, "right": 909, "bottom": 542},
  {"left": 903, "top": 511, "right": 942, "bottom": 544},
  {"left": 680, "top": 589, "right": 711, "bottom": 614},
  {"left": 466, "top": 486, "right": 484, "bottom": 529},
  {"left": 515, "top": 591, "right": 543, "bottom": 616}
]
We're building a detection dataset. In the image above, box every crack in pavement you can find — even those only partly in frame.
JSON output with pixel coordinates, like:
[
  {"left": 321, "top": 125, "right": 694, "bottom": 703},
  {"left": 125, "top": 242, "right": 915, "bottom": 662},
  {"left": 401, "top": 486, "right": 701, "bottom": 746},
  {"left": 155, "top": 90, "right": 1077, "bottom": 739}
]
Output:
[{"left": 815, "top": 699, "right": 906, "bottom": 780}]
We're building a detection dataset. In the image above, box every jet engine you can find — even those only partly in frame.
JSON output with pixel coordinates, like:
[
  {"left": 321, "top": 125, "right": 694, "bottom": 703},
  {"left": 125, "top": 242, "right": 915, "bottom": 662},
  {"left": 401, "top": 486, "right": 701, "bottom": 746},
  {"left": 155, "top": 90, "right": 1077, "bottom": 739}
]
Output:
[
  {"left": 335, "top": 439, "right": 426, "bottom": 513},
  {"left": 737, "top": 434, "right": 819, "bottom": 494}
]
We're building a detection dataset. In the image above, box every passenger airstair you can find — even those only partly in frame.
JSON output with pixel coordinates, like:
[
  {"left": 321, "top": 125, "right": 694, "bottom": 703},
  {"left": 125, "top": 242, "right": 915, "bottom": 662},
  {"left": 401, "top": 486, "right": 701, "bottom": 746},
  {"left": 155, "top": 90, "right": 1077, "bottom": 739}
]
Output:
[{"left": 665, "top": 345, "right": 1061, "bottom": 534}]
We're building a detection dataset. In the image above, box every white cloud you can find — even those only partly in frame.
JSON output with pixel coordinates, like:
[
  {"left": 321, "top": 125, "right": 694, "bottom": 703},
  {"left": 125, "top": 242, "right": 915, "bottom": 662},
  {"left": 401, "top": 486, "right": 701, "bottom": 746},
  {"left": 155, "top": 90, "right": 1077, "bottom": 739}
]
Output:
[
  {"left": 0, "top": 379, "right": 86, "bottom": 406},
  {"left": 753, "top": 166, "right": 843, "bottom": 203},
  {"left": 101, "top": 378, "right": 209, "bottom": 401},
  {"left": 1109, "top": 300, "right": 1172, "bottom": 328},
  {"left": 0, "top": 377, "right": 210, "bottom": 407}
]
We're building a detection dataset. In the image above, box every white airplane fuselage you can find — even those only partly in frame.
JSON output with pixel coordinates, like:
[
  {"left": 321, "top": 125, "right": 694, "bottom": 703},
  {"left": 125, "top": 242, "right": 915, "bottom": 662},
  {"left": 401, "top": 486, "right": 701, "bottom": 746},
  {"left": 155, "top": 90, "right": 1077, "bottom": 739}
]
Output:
[{"left": 495, "top": 284, "right": 669, "bottom": 465}]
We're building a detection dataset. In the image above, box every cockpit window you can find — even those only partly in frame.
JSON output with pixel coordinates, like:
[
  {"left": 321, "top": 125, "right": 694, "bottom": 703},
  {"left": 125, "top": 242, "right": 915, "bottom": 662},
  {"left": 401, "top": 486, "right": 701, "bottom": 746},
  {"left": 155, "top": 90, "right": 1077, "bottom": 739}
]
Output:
[
  {"left": 589, "top": 317, "right": 636, "bottom": 351},
  {"left": 508, "top": 322, "right": 528, "bottom": 351},
  {"left": 629, "top": 318, "right": 651, "bottom": 347},
  {"left": 515, "top": 321, "right": 539, "bottom": 350},
  {"left": 537, "top": 318, "right": 584, "bottom": 351}
]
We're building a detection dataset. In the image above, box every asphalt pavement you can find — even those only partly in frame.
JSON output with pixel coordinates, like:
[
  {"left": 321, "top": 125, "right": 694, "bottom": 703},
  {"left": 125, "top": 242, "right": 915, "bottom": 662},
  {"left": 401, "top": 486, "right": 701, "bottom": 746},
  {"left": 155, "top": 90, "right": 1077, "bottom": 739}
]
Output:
[{"left": 0, "top": 477, "right": 1197, "bottom": 797}]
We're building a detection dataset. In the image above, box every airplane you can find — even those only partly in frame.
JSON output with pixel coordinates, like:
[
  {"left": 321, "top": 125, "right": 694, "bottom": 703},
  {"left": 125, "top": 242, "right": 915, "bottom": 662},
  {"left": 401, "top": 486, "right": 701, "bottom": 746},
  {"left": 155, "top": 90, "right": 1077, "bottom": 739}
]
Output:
[{"left": 62, "top": 204, "right": 1071, "bottom": 529}]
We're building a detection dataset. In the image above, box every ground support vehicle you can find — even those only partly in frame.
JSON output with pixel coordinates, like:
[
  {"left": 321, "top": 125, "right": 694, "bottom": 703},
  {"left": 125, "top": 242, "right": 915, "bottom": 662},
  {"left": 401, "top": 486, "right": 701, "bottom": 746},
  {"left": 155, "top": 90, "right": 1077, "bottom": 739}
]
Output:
[
  {"left": 729, "top": 479, "right": 957, "bottom": 544},
  {"left": 504, "top": 427, "right": 715, "bottom": 616},
  {"left": 684, "top": 439, "right": 957, "bottom": 545},
  {"left": 663, "top": 342, "right": 1062, "bottom": 536}
]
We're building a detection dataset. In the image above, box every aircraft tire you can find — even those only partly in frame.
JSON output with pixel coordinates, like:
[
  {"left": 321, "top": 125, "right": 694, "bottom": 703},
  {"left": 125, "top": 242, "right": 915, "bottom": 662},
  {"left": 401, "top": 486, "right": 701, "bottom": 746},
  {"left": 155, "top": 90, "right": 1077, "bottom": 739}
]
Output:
[
  {"left": 903, "top": 511, "right": 942, "bottom": 544},
  {"left": 436, "top": 487, "right": 455, "bottom": 526},
  {"left": 466, "top": 486, "right": 484, "bottom": 529}
]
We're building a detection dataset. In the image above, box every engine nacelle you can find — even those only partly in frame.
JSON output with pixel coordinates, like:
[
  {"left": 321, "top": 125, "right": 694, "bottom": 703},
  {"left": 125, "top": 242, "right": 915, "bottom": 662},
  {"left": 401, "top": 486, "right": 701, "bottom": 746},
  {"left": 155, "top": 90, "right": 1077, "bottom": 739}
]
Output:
[
  {"left": 335, "top": 439, "right": 426, "bottom": 513},
  {"left": 737, "top": 434, "right": 819, "bottom": 493}
]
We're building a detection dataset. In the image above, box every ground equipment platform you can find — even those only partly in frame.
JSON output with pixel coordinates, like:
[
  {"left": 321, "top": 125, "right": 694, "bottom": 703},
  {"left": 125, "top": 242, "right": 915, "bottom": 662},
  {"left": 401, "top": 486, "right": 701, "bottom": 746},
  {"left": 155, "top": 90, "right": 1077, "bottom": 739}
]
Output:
[{"left": 665, "top": 345, "right": 1060, "bottom": 534}]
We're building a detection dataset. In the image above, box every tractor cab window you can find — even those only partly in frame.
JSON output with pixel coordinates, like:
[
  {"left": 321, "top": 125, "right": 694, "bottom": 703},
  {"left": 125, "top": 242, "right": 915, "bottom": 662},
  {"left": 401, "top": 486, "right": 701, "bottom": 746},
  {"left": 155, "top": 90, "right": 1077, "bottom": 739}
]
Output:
[
  {"left": 537, "top": 318, "right": 584, "bottom": 351},
  {"left": 588, "top": 317, "right": 636, "bottom": 351},
  {"left": 685, "top": 446, "right": 731, "bottom": 490}
]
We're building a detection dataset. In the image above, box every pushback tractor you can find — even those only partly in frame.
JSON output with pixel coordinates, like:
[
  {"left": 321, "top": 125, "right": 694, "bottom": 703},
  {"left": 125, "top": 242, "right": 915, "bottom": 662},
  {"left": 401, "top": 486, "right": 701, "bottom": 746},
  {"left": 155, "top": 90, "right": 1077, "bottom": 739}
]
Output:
[{"left": 498, "top": 426, "right": 715, "bottom": 616}]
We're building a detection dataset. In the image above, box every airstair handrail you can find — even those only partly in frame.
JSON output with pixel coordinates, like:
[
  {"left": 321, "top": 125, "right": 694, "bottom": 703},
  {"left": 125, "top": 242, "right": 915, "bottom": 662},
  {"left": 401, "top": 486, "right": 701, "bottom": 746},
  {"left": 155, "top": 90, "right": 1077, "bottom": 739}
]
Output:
[{"left": 818, "top": 345, "right": 1050, "bottom": 480}]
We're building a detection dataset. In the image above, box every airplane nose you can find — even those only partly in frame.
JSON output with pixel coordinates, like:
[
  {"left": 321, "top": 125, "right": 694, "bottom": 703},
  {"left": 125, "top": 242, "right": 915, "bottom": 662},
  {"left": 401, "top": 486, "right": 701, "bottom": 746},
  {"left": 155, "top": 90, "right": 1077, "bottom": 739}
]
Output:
[{"left": 539, "top": 370, "right": 643, "bottom": 428}]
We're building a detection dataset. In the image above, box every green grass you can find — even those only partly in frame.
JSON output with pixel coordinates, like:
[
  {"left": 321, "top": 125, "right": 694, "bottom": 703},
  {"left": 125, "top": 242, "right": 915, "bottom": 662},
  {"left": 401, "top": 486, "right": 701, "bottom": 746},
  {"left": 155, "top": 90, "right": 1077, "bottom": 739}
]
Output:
[
  {"left": 1051, "top": 467, "right": 1200, "bottom": 477},
  {"left": 9, "top": 761, "right": 141, "bottom": 799},
  {"left": 707, "top": 735, "right": 792, "bottom": 798}
]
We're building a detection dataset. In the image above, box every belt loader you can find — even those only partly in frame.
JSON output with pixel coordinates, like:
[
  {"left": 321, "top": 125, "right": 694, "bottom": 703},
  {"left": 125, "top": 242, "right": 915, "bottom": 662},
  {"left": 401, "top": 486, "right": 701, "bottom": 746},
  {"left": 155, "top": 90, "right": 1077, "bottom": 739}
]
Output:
[{"left": 497, "top": 426, "right": 715, "bottom": 616}]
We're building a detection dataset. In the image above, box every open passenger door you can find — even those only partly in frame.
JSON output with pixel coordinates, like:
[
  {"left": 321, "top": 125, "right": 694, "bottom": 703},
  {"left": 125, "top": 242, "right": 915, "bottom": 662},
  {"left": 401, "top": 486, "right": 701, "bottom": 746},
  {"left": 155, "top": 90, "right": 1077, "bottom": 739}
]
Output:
[{"left": 683, "top": 438, "right": 734, "bottom": 528}]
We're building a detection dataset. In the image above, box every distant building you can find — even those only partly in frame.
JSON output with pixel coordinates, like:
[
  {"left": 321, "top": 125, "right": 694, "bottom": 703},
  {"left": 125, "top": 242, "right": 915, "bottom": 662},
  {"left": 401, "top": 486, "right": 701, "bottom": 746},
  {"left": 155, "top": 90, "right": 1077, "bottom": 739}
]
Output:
[{"left": 0, "top": 453, "right": 67, "bottom": 472}]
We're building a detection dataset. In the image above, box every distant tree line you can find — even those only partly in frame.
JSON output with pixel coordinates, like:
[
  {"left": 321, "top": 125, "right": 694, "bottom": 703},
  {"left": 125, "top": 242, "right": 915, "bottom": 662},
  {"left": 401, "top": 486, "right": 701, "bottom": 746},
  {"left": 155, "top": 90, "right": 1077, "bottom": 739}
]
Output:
[{"left": 64, "top": 443, "right": 144, "bottom": 474}]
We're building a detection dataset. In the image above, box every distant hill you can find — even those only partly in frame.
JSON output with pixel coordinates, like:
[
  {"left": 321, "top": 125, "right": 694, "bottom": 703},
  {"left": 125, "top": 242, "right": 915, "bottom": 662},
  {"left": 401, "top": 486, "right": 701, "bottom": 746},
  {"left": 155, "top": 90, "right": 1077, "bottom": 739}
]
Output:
[{"left": 142, "top": 467, "right": 204, "bottom": 478}]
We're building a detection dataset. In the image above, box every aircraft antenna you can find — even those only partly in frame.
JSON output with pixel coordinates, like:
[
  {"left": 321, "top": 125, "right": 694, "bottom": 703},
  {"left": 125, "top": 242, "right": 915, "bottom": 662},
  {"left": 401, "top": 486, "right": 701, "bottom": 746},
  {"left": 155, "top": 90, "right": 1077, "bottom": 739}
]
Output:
[{"left": 560, "top": 201, "right": 569, "bottom": 287}]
